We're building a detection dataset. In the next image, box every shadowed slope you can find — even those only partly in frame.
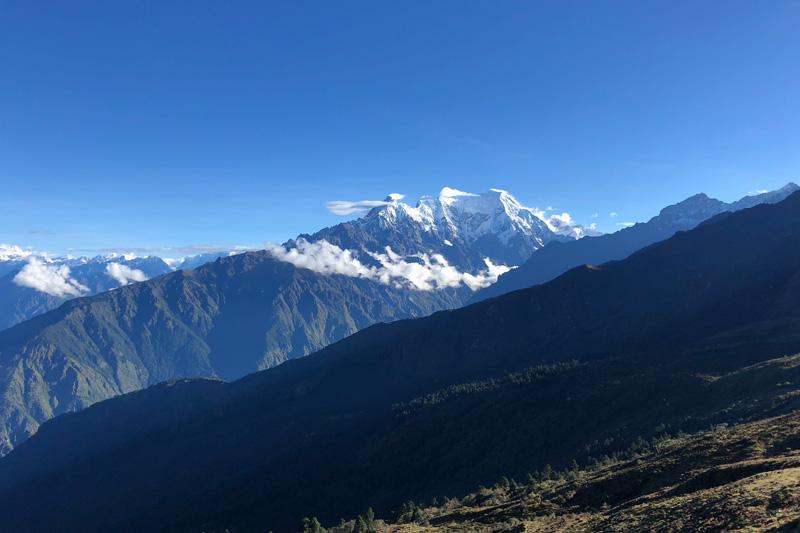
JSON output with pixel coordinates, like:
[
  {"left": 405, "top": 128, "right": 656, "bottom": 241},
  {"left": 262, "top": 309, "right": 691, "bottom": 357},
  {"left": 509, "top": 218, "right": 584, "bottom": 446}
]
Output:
[
  {"left": 0, "top": 252, "right": 464, "bottom": 454},
  {"left": 1, "top": 193, "right": 800, "bottom": 531}
]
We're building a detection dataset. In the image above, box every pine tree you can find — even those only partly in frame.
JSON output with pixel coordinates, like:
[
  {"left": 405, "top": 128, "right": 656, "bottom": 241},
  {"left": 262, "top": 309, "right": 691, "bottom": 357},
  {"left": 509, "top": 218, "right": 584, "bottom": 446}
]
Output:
[
  {"left": 352, "top": 516, "right": 368, "bottom": 533},
  {"left": 300, "top": 516, "right": 326, "bottom": 533},
  {"left": 365, "top": 508, "right": 376, "bottom": 532}
]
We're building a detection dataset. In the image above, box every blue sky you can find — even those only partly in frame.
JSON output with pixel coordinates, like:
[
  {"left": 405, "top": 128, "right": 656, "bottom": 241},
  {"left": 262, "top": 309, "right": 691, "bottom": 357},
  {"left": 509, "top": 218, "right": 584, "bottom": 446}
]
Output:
[{"left": 1, "top": 1, "right": 799, "bottom": 255}]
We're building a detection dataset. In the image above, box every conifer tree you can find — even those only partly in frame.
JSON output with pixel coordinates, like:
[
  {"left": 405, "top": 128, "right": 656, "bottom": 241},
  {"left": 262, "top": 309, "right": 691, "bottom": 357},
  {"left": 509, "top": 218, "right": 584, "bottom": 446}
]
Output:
[{"left": 300, "top": 516, "right": 326, "bottom": 533}]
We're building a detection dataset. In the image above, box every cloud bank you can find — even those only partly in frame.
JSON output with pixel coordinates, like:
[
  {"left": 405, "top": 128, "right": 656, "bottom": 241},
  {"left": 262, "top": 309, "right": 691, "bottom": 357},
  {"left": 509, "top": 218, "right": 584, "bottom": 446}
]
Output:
[
  {"left": 106, "top": 263, "right": 148, "bottom": 286},
  {"left": 13, "top": 259, "right": 89, "bottom": 298},
  {"left": 0, "top": 244, "right": 38, "bottom": 261},
  {"left": 266, "top": 239, "right": 510, "bottom": 291}
]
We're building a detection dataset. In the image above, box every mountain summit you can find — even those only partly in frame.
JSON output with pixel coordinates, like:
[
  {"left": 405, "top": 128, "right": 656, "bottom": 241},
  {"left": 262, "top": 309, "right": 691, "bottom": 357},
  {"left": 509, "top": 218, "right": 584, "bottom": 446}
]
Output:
[
  {"left": 3, "top": 190, "right": 800, "bottom": 532},
  {"left": 473, "top": 183, "right": 800, "bottom": 302},
  {"left": 306, "top": 187, "right": 593, "bottom": 272},
  {"left": 0, "top": 187, "right": 582, "bottom": 455}
]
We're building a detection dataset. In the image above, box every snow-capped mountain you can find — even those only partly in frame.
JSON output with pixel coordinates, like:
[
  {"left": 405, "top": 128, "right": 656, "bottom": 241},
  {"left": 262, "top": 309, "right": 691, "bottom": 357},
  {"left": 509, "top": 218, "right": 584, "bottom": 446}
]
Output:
[
  {"left": 164, "top": 252, "right": 234, "bottom": 270},
  {"left": 300, "top": 187, "right": 594, "bottom": 274},
  {"left": 0, "top": 245, "right": 36, "bottom": 277},
  {"left": 0, "top": 251, "right": 230, "bottom": 330}
]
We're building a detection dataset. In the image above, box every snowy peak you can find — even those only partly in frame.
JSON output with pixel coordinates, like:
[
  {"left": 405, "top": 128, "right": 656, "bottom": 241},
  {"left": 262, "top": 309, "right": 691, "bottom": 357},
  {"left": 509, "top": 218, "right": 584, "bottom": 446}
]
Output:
[
  {"left": 308, "top": 186, "right": 595, "bottom": 276},
  {"left": 364, "top": 186, "right": 590, "bottom": 247},
  {"left": 436, "top": 188, "right": 551, "bottom": 245}
]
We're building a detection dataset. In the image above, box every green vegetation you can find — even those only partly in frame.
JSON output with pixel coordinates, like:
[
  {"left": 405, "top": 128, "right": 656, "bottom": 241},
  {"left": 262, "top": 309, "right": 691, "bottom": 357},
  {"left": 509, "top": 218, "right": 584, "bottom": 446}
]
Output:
[
  {"left": 0, "top": 250, "right": 464, "bottom": 455},
  {"left": 317, "top": 412, "right": 800, "bottom": 532},
  {"left": 392, "top": 360, "right": 581, "bottom": 416},
  {"left": 3, "top": 194, "right": 800, "bottom": 532}
]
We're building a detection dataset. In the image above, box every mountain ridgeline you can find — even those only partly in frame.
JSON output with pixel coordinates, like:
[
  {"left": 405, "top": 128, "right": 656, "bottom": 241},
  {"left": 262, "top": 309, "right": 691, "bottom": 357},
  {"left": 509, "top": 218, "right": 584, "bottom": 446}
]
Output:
[
  {"left": 0, "top": 187, "right": 577, "bottom": 455},
  {"left": 2, "top": 191, "right": 800, "bottom": 532},
  {"left": 0, "top": 252, "right": 232, "bottom": 331},
  {"left": 0, "top": 252, "right": 464, "bottom": 455},
  {"left": 472, "top": 182, "right": 799, "bottom": 302},
  {"left": 298, "top": 187, "right": 584, "bottom": 272}
]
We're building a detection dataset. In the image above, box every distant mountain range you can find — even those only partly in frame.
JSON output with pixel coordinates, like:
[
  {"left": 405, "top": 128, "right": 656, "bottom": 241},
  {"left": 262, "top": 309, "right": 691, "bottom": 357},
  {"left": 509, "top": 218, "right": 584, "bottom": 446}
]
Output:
[
  {"left": 0, "top": 251, "right": 231, "bottom": 330},
  {"left": 1, "top": 190, "right": 799, "bottom": 532},
  {"left": 472, "top": 182, "right": 799, "bottom": 302},
  {"left": 0, "top": 187, "right": 581, "bottom": 455},
  {"left": 0, "top": 185, "right": 795, "bottom": 459}
]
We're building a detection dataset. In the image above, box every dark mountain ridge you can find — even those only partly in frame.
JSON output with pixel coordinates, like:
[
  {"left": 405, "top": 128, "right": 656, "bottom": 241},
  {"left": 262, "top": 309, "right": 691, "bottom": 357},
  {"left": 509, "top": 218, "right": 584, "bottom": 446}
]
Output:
[
  {"left": 0, "top": 252, "right": 463, "bottom": 454},
  {"left": 472, "top": 182, "right": 799, "bottom": 302},
  {"left": 2, "top": 192, "right": 800, "bottom": 531}
]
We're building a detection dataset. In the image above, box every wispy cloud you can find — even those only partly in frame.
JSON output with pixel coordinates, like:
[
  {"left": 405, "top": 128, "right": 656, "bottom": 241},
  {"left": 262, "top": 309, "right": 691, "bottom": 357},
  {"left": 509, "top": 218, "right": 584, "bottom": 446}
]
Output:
[
  {"left": 13, "top": 258, "right": 88, "bottom": 297},
  {"left": 266, "top": 239, "right": 510, "bottom": 291},
  {"left": 609, "top": 212, "right": 618, "bottom": 218},
  {"left": 106, "top": 263, "right": 148, "bottom": 286},
  {"left": 326, "top": 193, "right": 405, "bottom": 216},
  {"left": 617, "top": 222, "right": 635, "bottom": 228}
]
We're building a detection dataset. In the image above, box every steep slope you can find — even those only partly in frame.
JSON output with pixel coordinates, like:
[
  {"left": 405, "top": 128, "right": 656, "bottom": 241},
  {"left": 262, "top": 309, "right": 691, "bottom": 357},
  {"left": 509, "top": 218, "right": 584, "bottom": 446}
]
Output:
[
  {"left": 350, "top": 411, "right": 800, "bottom": 532},
  {"left": 472, "top": 183, "right": 799, "bottom": 302},
  {"left": 0, "top": 255, "right": 175, "bottom": 330},
  {"left": 0, "top": 252, "right": 463, "bottom": 454},
  {"left": 2, "top": 192, "right": 800, "bottom": 532},
  {"left": 0, "top": 187, "right": 581, "bottom": 455}
]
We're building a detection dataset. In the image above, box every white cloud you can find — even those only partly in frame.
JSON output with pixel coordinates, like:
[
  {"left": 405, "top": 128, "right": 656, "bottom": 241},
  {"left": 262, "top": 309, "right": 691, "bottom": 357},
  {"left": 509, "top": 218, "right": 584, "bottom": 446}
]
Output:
[
  {"left": 441, "top": 187, "right": 478, "bottom": 199},
  {"left": 617, "top": 222, "right": 635, "bottom": 228},
  {"left": 326, "top": 200, "right": 391, "bottom": 216},
  {"left": 266, "top": 239, "right": 373, "bottom": 278},
  {"left": 326, "top": 193, "right": 406, "bottom": 216},
  {"left": 533, "top": 209, "right": 599, "bottom": 239},
  {"left": 162, "top": 257, "right": 183, "bottom": 269},
  {"left": 609, "top": 212, "right": 618, "bottom": 218},
  {"left": 106, "top": 263, "right": 148, "bottom": 286},
  {"left": 13, "top": 258, "right": 89, "bottom": 298},
  {"left": 0, "top": 244, "right": 39, "bottom": 261},
  {"left": 266, "top": 239, "right": 511, "bottom": 291},
  {"left": 548, "top": 212, "right": 573, "bottom": 225},
  {"left": 592, "top": 213, "right": 599, "bottom": 219}
]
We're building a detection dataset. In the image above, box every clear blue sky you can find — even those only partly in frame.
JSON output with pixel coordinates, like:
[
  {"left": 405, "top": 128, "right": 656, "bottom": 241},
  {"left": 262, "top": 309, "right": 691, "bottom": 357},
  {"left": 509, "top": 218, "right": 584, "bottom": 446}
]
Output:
[{"left": 1, "top": 1, "right": 799, "bottom": 255}]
